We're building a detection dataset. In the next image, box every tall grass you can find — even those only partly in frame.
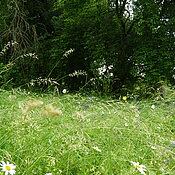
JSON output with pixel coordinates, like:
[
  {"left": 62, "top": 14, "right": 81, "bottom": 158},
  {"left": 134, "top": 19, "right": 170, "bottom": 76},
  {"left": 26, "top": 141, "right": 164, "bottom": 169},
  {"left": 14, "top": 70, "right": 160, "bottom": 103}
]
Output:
[{"left": 0, "top": 89, "right": 175, "bottom": 174}]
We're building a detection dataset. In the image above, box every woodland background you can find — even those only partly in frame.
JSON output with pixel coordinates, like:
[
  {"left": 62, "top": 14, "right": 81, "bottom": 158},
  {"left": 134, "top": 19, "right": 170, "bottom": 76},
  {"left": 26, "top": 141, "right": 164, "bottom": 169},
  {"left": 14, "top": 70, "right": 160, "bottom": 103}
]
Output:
[{"left": 0, "top": 0, "right": 174, "bottom": 97}]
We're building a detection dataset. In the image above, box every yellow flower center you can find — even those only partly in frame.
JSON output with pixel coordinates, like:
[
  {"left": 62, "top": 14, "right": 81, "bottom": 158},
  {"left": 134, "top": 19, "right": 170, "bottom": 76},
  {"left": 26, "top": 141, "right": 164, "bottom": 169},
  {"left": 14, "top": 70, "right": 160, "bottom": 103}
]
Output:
[
  {"left": 5, "top": 165, "right": 11, "bottom": 171},
  {"left": 136, "top": 165, "right": 141, "bottom": 168}
]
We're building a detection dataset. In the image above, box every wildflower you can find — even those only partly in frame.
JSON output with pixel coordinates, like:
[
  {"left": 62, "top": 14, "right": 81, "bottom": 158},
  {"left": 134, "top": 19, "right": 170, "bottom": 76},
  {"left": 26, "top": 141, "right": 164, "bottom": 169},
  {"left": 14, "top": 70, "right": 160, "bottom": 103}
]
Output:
[
  {"left": 134, "top": 97, "right": 138, "bottom": 101},
  {"left": 89, "top": 97, "right": 95, "bottom": 102},
  {"left": 122, "top": 96, "right": 127, "bottom": 101},
  {"left": 151, "top": 146, "right": 157, "bottom": 150},
  {"left": 62, "top": 89, "right": 67, "bottom": 94},
  {"left": 82, "top": 104, "right": 89, "bottom": 109},
  {"left": 98, "top": 65, "right": 107, "bottom": 75},
  {"left": 169, "top": 140, "right": 175, "bottom": 148},
  {"left": 162, "top": 160, "right": 168, "bottom": 164},
  {"left": 151, "top": 105, "right": 156, "bottom": 109},
  {"left": 125, "top": 123, "right": 129, "bottom": 126},
  {"left": 0, "top": 161, "right": 16, "bottom": 175},
  {"left": 92, "top": 146, "right": 102, "bottom": 152},
  {"left": 169, "top": 144, "right": 175, "bottom": 148},
  {"left": 109, "top": 73, "right": 113, "bottom": 76},
  {"left": 130, "top": 161, "right": 146, "bottom": 175}
]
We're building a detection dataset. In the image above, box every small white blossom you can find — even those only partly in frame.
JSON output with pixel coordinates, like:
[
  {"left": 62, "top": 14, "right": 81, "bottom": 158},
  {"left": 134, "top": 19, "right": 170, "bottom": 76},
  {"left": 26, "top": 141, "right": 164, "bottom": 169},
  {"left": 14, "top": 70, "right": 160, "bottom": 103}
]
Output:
[
  {"left": 92, "top": 146, "right": 102, "bottom": 152},
  {"left": 0, "top": 161, "right": 16, "bottom": 175},
  {"left": 98, "top": 65, "right": 107, "bottom": 75},
  {"left": 151, "top": 105, "right": 156, "bottom": 109},
  {"left": 108, "top": 65, "right": 113, "bottom": 70},
  {"left": 125, "top": 123, "right": 129, "bottom": 126},
  {"left": 130, "top": 161, "right": 146, "bottom": 175},
  {"left": 62, "top": 89, "right": 67, "bottom": 94},
  {"left": 109, "top": 73, "right": 113, "bottom": 76},
  {"left": 151, "top": 146, "right": 157, "bottom": 150}
]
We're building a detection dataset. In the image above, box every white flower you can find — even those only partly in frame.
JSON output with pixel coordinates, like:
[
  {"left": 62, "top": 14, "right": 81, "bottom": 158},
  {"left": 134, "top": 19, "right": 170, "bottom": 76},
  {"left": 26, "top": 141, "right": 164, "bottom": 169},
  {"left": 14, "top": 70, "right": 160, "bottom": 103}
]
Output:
[
  {"left": 109, "top": 73, "right": 113, "bottom": 77},
  {"left": 136, "top": 114, "right": 140, "bottom": 117},
  {"left": 151, "top": 105, "right": 156, "bottom": 109},
  {"left": 130, "top": 161, "right": 146, "bottom": 174},
  {"left": 62, "top": 89, "right": 67, "bottom": 94},
  {"left": 92, "top": 146, "right": 102, "bottom": 152},
  {"left": 125, "top": 123, "right": 129, "bottom": 126},
  {"left": 0, "top": 161, "right": 16, "bottom": 175},
  {"left": 151, "top": 146, "right": 157, "bottom": 150},
  {"left": 45, "top": 173, "right": 52, "bottom": 175}
]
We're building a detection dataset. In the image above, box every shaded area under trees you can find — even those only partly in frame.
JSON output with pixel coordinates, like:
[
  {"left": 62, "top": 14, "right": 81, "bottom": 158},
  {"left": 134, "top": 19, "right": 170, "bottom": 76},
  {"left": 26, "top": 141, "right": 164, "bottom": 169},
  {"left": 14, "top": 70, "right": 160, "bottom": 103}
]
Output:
[{"left": 0, "top": 0, "right": 174, "bottom": 95}]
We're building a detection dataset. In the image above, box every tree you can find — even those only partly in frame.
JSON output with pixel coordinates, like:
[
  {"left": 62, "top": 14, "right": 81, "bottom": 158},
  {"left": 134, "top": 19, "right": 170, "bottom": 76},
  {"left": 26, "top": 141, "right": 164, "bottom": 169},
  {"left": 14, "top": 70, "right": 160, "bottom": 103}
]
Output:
[
  {"left": 110, "top": 0, "right": 137, "bottom": 92},
  {"left": 0, "top": 0, "right": 56, "bottom": 87},
  {"left": 132, "top": 0, "right": 175, "bottom": 87},
  {"left": 0, "top": 0, "right": 174, "bottom": 93}
]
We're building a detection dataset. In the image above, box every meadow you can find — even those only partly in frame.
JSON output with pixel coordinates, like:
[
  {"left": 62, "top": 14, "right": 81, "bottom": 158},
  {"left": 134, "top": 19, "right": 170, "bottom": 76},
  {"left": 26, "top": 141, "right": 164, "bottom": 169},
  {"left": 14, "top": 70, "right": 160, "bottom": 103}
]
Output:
[{"left": 0, "top": 89, "right": 175, "bottom": 175}]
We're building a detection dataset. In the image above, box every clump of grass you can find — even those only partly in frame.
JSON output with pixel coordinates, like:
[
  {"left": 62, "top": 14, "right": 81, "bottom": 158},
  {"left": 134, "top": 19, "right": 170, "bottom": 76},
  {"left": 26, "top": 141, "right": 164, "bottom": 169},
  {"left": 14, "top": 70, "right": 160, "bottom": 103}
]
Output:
[
  {"left": 0, "top": 89, "right": 175, "bottom": 174},
  {"left": 22, "top": 99, "right": 44, "bottom": 114},
  {"left": 40, "top": 104, "right": 62, "bottom": 116}
]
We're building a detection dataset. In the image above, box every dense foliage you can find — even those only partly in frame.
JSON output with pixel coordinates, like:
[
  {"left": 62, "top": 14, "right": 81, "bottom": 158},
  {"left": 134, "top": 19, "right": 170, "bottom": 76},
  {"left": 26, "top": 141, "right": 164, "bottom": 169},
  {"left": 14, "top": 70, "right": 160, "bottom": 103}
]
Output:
[{"left": 0, "top": 0, "right": 174, "bottom": 95}]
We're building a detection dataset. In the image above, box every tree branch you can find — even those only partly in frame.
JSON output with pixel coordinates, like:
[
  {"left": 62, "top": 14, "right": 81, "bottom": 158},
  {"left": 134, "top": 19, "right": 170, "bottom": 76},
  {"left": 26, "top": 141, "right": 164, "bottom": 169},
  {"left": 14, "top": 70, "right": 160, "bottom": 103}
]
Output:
[{"left": 116, "top": 0, "right": 119, "bottom": 17}]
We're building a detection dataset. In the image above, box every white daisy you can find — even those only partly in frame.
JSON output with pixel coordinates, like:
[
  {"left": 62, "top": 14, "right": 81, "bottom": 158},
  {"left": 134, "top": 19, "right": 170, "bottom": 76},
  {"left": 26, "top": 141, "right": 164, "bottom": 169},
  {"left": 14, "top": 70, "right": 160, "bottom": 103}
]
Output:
[
  {"left": 125, "top": 123, "right": 129, "bottom": 126},
  {"left": 62, "top": 89, "right": 67, "bottom": 94},
  {"left": 0, "top": 161, "right": 16, "bottom": 175},
  {"left": 130, "top": 161, "right": 146, "bottom": 174},
  {"left": 151, "top": 105, "right": 156, "bottom": 109},
  {"left": 92, "top": 146, "right": 102, "bottom": 152}
]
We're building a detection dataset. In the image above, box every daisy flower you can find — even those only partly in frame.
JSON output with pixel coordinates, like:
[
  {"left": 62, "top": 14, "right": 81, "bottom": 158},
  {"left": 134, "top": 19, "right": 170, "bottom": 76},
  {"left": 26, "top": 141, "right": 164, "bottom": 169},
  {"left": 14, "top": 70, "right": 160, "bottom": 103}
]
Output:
[
  {"left": 0, "top": 161, "right": 16, "bottom": 175},
  {"left": 92, "top": 146, "right": 102, "bottom": 152},
  {"left": 130, "top": 161, "right": 146, "bottom": 174},
  {"left": 62, "top": 89, "right": 67, "bottom": 94},
  {"left": 151, "top": 105, "right": 156, "bottom": 109}
]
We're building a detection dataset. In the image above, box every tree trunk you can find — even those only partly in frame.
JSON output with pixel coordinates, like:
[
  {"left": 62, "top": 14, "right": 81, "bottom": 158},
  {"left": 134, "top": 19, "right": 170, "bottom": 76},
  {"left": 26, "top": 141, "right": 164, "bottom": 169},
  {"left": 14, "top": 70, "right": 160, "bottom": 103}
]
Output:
[{"left": 112, "top": 0, "right": 133, "bottom": 93}]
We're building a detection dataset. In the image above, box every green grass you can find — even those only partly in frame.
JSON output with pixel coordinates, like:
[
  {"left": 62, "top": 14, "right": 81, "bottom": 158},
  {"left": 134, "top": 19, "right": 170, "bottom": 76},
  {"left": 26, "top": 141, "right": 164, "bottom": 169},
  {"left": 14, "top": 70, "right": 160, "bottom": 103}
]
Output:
[{"left": 0, "top": 89, "right": 175, "bottom": 175}]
